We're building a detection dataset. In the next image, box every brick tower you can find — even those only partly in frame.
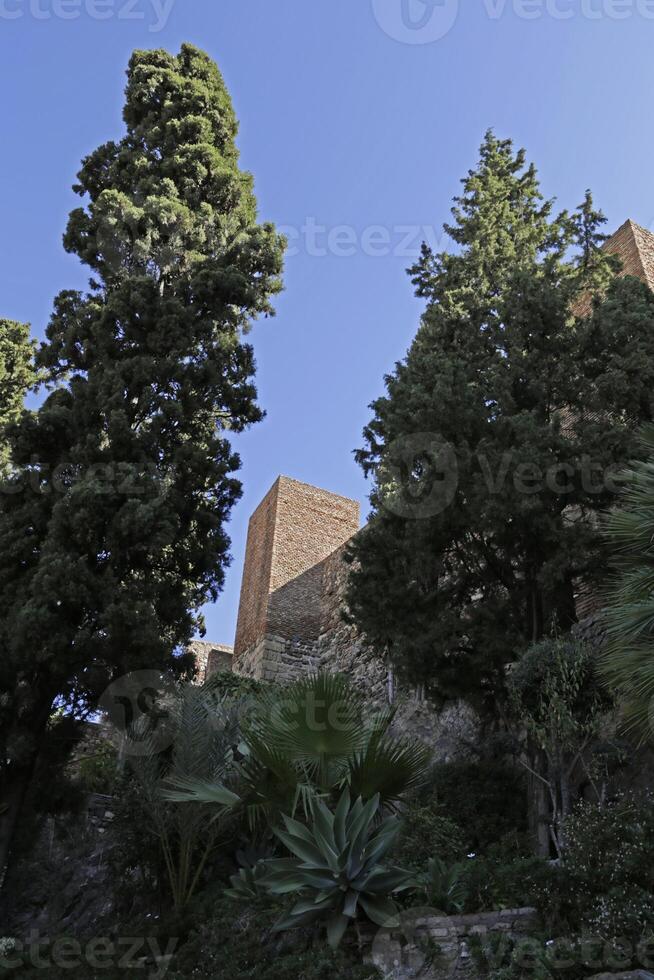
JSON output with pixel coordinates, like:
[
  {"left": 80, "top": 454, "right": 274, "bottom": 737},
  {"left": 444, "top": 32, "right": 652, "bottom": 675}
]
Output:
[{"left": 233, "top": 476, "right": 360, "bottom": 679}]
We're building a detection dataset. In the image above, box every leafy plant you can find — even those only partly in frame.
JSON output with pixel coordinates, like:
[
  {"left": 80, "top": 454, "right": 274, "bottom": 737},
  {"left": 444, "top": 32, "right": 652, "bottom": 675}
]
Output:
[
  {"left": 392, "top": 806, "right": 468, "bottom": 870},
  {"left": 128, "top": 681, "right": 243, "bottom": 909},
  {"left": 225, "top": 840, "right": 278, "bottom": 900},
  {"left": 263, "top": 788, "right": 413, "bottom": 948},
  {"left": 165, "top": 894, "right": 380, "bottom": 980},
  {"left": 552, "top": 793, "right": 654, "bottom": 942},
  {"left": 508, "top": 636, "right": 613, "bottom": 857},
  {"left": 416, "top": 857, "right": 468, "bottom": 914},
  {"left": 165, "top": 673, "right": 431, "bottom": 830},
  {"left": 225, "top": 861, "right": 270, "bottom": 901},
  {"left": 602, "top": 425, "right": 654, "bottom": 736}
]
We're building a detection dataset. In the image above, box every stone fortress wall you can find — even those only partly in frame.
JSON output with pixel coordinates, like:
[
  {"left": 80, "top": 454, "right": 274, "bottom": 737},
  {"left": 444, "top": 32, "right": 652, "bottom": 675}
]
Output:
[{"left": 198, "top": 475, "right": 478, "bottom": 759}]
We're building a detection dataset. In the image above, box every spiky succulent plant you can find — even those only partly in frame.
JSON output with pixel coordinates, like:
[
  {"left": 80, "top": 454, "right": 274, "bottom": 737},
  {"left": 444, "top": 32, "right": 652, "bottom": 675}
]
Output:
[{"left": 262, "top": 788, "right": 413, "bottom": 947}]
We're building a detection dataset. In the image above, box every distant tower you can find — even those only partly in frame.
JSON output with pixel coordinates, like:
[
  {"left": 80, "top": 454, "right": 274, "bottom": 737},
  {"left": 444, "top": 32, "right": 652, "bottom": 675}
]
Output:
[
  {"left": 604, "top": 219, "right": 654, "bottom": 289},
  {"left": 233, "top": 476, "right": 360, "bottom": 679}
]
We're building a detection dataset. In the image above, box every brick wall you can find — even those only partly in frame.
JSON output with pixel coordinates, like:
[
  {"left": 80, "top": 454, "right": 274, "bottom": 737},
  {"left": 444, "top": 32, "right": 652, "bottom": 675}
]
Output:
[{"left": 233, "top": 477, "right": 360, "bottom": 663}]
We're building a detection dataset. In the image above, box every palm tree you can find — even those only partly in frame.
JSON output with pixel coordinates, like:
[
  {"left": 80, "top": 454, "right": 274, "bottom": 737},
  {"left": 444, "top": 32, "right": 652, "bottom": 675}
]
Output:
[
  {"left": 164, "top": 672, "right": 431, "bottom": 827},
  {"left": 128, "top": 680, "right": 242, "bottom": 909},
  {"left": 601, "top": 425, "right": 654, "bottom": 736}
]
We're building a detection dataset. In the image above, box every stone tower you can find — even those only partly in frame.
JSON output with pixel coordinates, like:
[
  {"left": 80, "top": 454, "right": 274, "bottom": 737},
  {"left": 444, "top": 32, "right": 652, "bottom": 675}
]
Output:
[{"left": 233, "top": 476, "right": 360, "bottom": 679}]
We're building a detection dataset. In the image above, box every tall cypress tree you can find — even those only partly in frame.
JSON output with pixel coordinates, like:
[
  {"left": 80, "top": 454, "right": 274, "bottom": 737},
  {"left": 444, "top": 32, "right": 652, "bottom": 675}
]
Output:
[
  {"left": 0, "top": 319, "right": 35, "bottom": 474},
  {"left": 345, "top": 132, "right": 654, "bottom": 714},
  {"left": 0, "top": 44, "right": 284, "bottom": 871}
]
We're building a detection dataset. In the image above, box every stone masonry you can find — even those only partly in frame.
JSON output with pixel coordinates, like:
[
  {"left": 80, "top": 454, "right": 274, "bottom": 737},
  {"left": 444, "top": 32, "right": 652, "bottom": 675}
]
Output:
[{"left": 232, "top": 476, "right": 360, "bottom": 679}]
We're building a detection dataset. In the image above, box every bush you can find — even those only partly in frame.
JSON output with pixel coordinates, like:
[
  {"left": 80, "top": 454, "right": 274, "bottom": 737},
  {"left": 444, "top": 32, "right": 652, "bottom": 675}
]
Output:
[
  {"left": 423, "top": 759, "right": 528, "bottom": 853},
  {"left": 462, "top": 850, "right": 553, "bottom": 914},
  {"left": 548, "top": 794, "right": 654, "bottom": 942},
  {"left": 392, "top": 806, "right": 468, "bottom": 870},
  {"left": 167, "top": 895, "right": 380, "bottom": 980}
]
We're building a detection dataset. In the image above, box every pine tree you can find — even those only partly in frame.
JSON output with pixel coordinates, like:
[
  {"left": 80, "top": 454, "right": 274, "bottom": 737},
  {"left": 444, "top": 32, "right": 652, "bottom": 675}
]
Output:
[
  {"left": 0, "top": 319, "right": 35, "bottom": 473},
  {"left": 0, "top": 44, "right": 284, "bottom": 872},
  {"left": 345, "top": 132, "right": 654, "bottom": 714}
]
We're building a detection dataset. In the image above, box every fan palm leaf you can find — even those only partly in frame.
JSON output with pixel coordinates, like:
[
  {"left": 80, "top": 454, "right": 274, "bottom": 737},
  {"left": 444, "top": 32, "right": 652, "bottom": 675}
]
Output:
[{"left": 602, "top": 424, "right": 654, "bottom": 737}]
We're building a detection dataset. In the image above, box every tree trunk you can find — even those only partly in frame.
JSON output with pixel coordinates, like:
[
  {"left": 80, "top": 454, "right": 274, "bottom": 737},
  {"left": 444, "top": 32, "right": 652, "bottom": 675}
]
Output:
[
  {"left": 0, "top": 765, "right": 34, "bottom": 885},
  {"left": 527, "top": 756, "right": 551, "bottom": 858},
  {"left": 0, "top": 702, "right": 52, "bottom": 884}
]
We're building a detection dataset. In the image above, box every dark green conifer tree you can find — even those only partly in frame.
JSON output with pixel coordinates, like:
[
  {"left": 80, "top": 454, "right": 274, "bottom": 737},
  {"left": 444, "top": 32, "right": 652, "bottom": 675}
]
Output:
[
  {"left": 0, "top": 44, "right": 284, "bottom": 872},
  {"left": 346, "top": 132, "right": 654, "bottom": 714},
  {"left": 0, "top": 319, "right": 35, "bottom": 473}
]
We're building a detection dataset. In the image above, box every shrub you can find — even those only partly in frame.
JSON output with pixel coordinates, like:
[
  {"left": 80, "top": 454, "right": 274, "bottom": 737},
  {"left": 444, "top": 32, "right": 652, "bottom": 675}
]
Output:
[
  {"left": 166, "top": 895, "right": 380, "bottom": 980},
  {"left": 392, "top": 806, "right": 468, "bottom": 870},
  {"left": 462, "top": 850, "right": 553, "bottom": 914},
  {"left": 550, "top": 793, "right": 654, "bottom": 941},
  {"left": 425, "top": 759, "right": 527, "bottom": 852}
]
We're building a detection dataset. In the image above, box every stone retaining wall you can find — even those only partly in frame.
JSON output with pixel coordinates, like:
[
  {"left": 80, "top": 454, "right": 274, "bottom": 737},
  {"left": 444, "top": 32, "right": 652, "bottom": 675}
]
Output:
[{"left": 369, "top": 908, "right": 538, "bottom": 979}]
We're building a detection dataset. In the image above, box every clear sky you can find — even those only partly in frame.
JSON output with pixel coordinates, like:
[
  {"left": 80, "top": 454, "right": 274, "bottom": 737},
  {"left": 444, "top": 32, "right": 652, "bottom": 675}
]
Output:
[{"left": 2, "top": 0, "right": 653, "bottom": 647}]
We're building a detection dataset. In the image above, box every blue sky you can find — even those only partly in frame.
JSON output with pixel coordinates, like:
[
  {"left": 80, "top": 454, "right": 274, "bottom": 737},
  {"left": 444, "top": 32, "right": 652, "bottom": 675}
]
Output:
[{"left": 2, "top": 0, "right": 653, "bottom": 646}]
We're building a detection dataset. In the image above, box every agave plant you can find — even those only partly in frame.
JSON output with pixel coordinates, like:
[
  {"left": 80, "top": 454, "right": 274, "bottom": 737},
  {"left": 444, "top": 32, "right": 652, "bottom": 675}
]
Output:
[
  {"left": 262, "top": 788, "right": 414, "bottom": 948},
  {"left": 225, "top": 861, "right": 270, "bottom": 900},
  {"left": 417, "top": 857, "right": 468, "bottom": 914},
  {"left": 224, "top": 839, "right": 278, "bottom": 900}
]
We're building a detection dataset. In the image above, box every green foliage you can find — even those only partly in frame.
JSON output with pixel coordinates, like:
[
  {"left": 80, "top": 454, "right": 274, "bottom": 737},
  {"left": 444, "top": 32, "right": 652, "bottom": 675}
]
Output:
[
  {"left": 225, "top": 860, "right": 270, "bottom": 900},
  {"left": 125, "top": 680, "right": 244, "bottom": 909},
  {"left": 166, "top": 895, "right": 380, "bottom": 980},
  {"left": 415, "top": 857, "right": 468, "bottom": 914},
  {"left": 165, "top": 673, "right": 431, "bottom": 830},
  {"left": 509, "top": 635, "right": 613, "bottom": 856},
  {"left": 462, "top": 850, "right": 553, "bottom": 914},
  {"left": 602, "top": 425, "right": 654, "bottom": 735},
  {"left": 75, "top": 739, "right": 120, "bottom": 795},
  {"left": 551, "top": 794, "right": 654, "bottom": 942},
  {"left": 263, "top": 788, "right": 413, "bottom": 948},
  {"left": 202, "top": 670, "right": 264, "bottom": 702},
  {"left": 0, "top": 42, "right": 284, "bottom": 868},
  {"left": 391, "top": 806, "right": 468, "bottom": 870},
  {"left": 345, "top": 130, "right": 654, "bottom": 710},
  {"left": 510, "top": 637, "right": 610, "bottom": 730},
  {"left": 427, "top": 759, "right": 528, "bottom": 853},
  {"left": 0, "top": 318, "right": 36, "bottom": 474}
]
